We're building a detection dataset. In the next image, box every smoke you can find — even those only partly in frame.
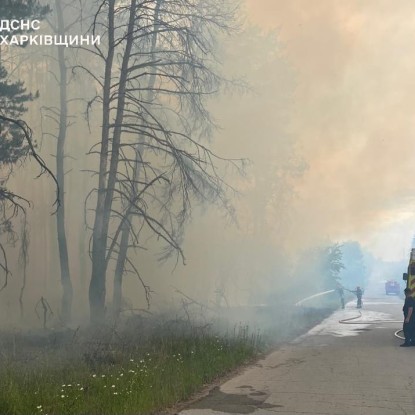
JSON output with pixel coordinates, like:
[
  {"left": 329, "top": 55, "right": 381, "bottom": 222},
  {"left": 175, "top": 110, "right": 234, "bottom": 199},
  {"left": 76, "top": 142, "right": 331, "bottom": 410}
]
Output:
[
  {"left": 242, "top": 0, "right": 415, "bottom": 260},
  {"left": 2, "top": 0, "right": 415, "bottom": 327}
]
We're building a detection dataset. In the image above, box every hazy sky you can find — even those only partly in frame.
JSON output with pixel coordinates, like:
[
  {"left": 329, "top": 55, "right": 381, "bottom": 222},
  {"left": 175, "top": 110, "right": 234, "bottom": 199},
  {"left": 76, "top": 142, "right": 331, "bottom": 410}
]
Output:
[{"left": 244, "top": 0, "right": 415, "bottom": 261}]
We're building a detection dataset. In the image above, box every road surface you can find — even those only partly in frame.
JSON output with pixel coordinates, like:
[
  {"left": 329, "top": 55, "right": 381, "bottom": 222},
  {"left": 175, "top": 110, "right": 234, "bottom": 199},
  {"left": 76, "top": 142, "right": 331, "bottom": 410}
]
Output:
[{"left": 179, "top": 284, "right": 414, "bottom": 415}]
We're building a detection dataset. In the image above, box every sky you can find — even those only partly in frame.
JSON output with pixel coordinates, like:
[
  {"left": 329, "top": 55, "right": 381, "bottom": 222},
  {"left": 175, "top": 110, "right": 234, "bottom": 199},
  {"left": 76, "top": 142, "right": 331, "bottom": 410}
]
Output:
[{"left": 244, "top": 0, "right": 415, "bottom": 261}]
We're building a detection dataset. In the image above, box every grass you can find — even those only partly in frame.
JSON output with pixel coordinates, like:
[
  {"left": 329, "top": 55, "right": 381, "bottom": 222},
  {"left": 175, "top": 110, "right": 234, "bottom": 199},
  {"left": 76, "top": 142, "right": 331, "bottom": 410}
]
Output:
[
  {"left": 0, "top": 328, "right": 260, "bottom": 415},
  {"left": 0, "top": 303, "right": 337, "bottom": 415}
]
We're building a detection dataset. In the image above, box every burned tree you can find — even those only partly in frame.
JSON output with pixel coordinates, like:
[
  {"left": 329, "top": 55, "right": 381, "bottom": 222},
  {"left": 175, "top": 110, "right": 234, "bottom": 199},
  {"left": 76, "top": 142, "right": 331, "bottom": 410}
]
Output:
[{"left": 82, "top": 0, "right": 243, "bottom": 324}]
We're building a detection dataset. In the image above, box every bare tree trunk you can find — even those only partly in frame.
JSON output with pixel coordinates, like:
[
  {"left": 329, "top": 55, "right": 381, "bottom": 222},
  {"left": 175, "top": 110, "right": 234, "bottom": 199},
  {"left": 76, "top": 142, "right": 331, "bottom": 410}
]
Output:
[
  {"left": 18, "top": 215, "right": 29, "bottom": 318},
  {"left": 87, "top": 0, "right": 240, "bottom": 323},
  {"left": 54, "top": 0, "right": 73, "bottom": 325},
  {"left": 112, "top": 0, "right": 162, "bottom": 320},
  {"left": 89, "top": 20, "right": 112, "bottom": 324},
  {"left": 89, "top": 0, "right": 116, "bottom": 325},
  {"left": 90, "top": 0, "right": 137, "bottom": 324},
  {"left": 112, "top": 218, "right": 130, "bottom": 317}
]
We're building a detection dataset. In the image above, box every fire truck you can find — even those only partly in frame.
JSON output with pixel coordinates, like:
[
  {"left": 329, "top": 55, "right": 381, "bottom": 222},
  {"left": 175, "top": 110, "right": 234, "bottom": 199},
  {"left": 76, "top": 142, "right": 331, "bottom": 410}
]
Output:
[
  {"left": 385, "top": 280, "right": 400, "bottom": 295},
  {"left": 403, "top": 248, "right": 415, "bottom": 295}
]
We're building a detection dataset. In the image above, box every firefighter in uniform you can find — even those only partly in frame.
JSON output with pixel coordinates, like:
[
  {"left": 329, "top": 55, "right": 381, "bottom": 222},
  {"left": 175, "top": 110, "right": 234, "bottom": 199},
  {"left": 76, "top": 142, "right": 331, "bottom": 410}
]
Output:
[
  {"left": 337, "top": 283, "right": 345, "bottom": 309},
  {"left": 349, "top": 286, "right": 363, "bottom": 308},
  {"left": 401, "top": 287, "right": 415, "bottom": 347}
]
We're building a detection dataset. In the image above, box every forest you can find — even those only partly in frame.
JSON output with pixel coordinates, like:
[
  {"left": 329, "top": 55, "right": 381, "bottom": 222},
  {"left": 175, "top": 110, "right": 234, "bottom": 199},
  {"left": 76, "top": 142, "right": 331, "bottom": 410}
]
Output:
[{"left": 0, "top": 1, "right": 374, "bottom": 413}]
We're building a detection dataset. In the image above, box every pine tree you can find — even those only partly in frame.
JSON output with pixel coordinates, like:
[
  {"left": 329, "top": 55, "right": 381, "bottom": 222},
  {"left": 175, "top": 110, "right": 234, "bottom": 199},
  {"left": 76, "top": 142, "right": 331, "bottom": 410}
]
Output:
[
  {"left": 0, "top": 1, "right": 49, "bottom": 25},
  {"left": 0, "top": 66, "right": 37, "bottom": 164},
  {"left": 0, "top": 0, "right": 49, "bottom": 165},
  {"left": 0, "top": 1, "right": 50, "bottom": 286}
]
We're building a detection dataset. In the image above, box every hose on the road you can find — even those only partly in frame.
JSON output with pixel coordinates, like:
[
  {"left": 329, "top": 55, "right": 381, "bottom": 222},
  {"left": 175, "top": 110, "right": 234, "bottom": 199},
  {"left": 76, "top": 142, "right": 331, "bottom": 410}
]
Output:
[
  {"left": 338, "top": 311, "right": 405, "bottom": 340},
  {"left": 295, "top": 291, "right": 405, "bottom": 340},
  {"left": 395, "top": 330, "right": 404, "bottom": 340},
  {"left": 339, "top": 311, "right": 402, "bottom": 324}
]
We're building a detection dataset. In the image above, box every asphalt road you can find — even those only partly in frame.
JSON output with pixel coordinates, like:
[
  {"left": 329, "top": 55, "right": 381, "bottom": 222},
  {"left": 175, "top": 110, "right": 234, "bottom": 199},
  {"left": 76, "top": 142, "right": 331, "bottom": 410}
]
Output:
[{"left": 179, "top": 283, "right": 415, "bottom": 415}]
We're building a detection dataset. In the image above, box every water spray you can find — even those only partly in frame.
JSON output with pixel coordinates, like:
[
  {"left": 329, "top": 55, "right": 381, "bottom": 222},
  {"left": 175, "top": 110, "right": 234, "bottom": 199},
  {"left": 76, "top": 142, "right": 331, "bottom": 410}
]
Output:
[{"left": 294, "top": 289, "right": 335, "bottom": 306}]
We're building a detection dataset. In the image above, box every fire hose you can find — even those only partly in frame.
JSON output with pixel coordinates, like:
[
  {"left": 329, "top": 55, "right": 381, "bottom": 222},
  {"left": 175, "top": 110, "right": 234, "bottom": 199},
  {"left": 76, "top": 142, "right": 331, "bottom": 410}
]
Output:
[
  {"left": 338, "top": 311, "right": 404, "bottom": 340},
  {"left": 295, "top": 290, "right": 405, "bottom": 340}
]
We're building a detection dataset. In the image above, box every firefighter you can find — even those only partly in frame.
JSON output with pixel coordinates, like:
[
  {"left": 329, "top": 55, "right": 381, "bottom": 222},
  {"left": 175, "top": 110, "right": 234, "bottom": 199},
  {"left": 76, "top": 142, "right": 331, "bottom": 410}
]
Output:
[
  {"left": 401, "top": 288, "right": 415, "bottom": 347},
  {"left": 354, "top": 286, "right": 363, "bottom": 309},
  {"left": 346, "top": 286, "right": 363, "bottom": 308},
  {"left": 337, "top": 283, "right": 345, "bottom": 309}
]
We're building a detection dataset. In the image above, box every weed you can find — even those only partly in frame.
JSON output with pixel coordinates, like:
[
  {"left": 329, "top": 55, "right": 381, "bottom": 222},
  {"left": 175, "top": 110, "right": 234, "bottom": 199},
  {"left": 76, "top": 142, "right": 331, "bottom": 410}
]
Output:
[{"left": 0, "top": 327, "right": 260, "bottom": 414}]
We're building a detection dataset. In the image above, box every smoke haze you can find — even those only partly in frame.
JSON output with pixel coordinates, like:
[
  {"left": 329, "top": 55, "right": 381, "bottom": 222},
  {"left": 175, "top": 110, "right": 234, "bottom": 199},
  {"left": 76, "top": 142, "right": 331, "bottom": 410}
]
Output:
[
  {"left": 245, "top": 0, "right": 415, "bottom": 260},
  {"left": 1, "top": 0, "right": 415, "bottom": 326}
]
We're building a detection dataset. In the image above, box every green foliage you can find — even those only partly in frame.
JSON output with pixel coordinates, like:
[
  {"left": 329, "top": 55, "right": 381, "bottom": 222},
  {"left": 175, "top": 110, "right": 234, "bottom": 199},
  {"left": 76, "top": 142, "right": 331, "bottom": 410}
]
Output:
[
  {"left": 0, "top": 67, "right": 37, "bottom": 165},
  {"left": 0, "top": 0, "right": 48, "bottom": 166},
  {"left": 0, "top": 0, "right": 49, "bottom": 248},
  {"left": 319, "top": 243, "right": 344, "bottom": 286},
  {"left": 0, "top": 1, "right": 49, "bottom": 27},
  {"left": 0, "top": 333, "right": 258, "bottom": 415},
  {"left": 293, "top": 242, "right": 345, "bottom": 299},
  {"left": 339, "top": 241, "right": 369, "bottom": 289}
]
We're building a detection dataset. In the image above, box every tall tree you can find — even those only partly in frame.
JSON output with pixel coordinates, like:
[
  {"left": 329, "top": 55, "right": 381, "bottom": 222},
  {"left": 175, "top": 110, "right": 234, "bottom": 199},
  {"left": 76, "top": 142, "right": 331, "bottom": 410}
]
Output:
[
  {"left": 81, "top": 0, "right": 242, "bottom": 324},
  {"left": 42, "top": 0, "right": 78, "bottom": 324},
  {"left": 111, "top": 0, "right": 163, "bottom": 320},
  {"left": 294, "top": 242, "right": 344, "bottom": 300},
  {"left": 339, "top": 241, "right": 368, "bottom": 288},
  {"left": 54, "top": 0, "right": 73, "bottom": 324},
  {"left": 320, "top": 243, "right": 344, "bottom": 287},
  {"left": 0, "top": 1, "right": 54, "bottom": 289}
]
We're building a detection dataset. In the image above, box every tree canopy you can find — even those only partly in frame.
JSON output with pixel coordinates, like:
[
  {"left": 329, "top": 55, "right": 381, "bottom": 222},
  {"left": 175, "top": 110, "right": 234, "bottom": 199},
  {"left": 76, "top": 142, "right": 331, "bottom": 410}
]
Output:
[{"left": 0, "top": 0, "right": 51, "bottom": 287}]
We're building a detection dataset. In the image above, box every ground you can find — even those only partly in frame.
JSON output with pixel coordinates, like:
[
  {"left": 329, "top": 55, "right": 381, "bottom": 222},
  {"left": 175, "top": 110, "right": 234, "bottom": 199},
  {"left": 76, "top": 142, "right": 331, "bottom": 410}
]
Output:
[{"left": 179, "top": 283, "right": 414, "bottom": 415}]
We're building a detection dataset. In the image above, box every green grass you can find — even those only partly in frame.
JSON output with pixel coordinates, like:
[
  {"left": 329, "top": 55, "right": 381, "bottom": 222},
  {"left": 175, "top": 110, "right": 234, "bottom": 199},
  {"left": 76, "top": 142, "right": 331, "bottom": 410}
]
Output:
[
  {"left": 0, "top": 333, "right": 259, "bottom": 415},
  {"left": 0, "top": 303, "right": 336, "bottom": 415}
]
